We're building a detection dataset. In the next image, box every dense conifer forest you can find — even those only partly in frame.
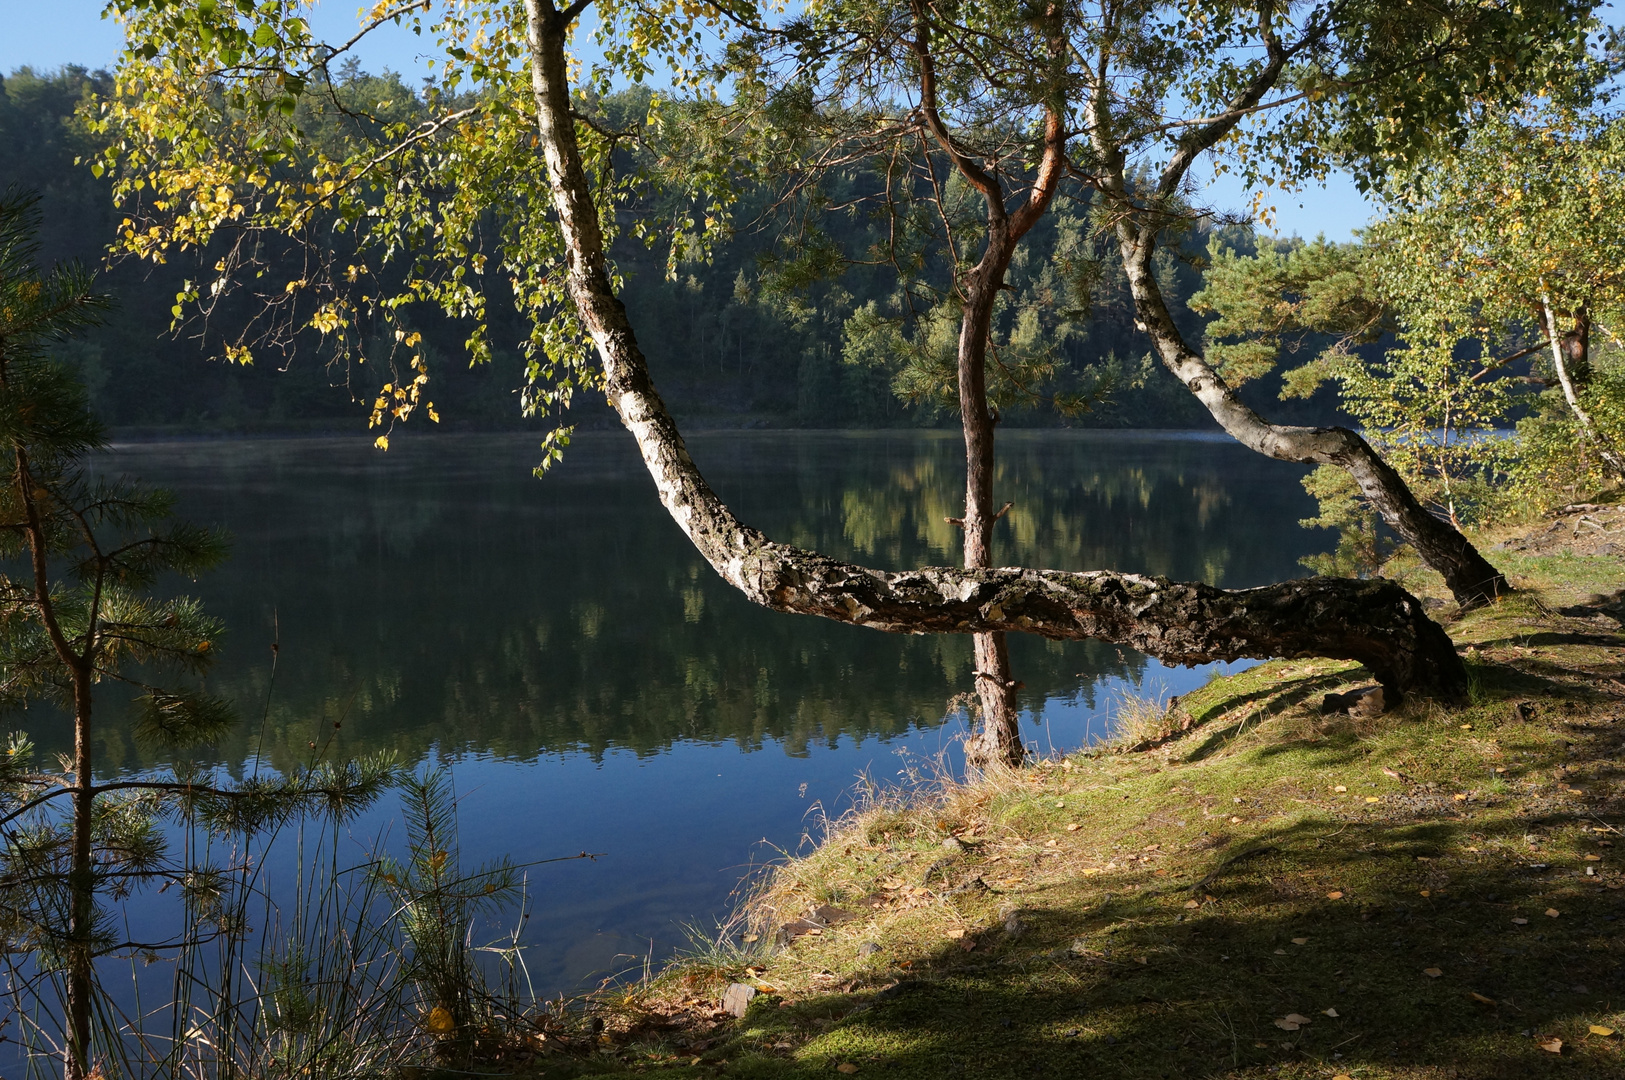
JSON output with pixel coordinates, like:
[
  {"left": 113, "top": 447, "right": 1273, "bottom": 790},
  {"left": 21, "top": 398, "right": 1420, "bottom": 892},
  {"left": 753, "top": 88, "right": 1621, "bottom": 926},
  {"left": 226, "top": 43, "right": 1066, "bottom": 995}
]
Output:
[{"left": 0, "top": 65, "right": 1351, "bottom": 435}]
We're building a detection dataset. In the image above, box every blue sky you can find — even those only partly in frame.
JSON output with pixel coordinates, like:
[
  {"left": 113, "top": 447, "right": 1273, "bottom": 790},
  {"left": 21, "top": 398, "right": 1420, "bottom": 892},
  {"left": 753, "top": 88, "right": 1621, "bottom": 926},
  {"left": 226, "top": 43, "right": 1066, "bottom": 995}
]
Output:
[{"left": 0, "top": 0, "right": 1378, "bottom": 239}]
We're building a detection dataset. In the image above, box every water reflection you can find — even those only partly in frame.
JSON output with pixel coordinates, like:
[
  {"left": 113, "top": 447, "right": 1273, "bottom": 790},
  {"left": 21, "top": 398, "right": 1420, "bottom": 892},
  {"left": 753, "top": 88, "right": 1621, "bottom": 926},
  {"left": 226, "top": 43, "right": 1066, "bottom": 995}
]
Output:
[
  {"left": 65, "top": 430, "right": 1325, "bottom": 776},
  {"left": 9, "top": 429, "right": 1332, "bottom": 997}
]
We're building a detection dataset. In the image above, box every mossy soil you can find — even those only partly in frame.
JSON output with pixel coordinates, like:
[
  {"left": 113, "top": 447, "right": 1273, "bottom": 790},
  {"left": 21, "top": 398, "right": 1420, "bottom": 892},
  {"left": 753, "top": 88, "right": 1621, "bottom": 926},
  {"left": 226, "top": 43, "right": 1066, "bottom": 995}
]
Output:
[{"left": 520, "top": 511, "right": 1625, "bottom": 1079}]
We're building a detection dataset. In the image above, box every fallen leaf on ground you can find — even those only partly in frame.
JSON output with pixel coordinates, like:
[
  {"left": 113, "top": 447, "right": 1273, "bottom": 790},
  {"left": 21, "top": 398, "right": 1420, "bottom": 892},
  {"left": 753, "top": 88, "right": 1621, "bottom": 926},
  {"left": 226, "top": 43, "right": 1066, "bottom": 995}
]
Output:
[
  {"left": 1470, "top": 992, "right": 1496, "bottom": 1004},
  {"left": 1540, "top": 1037, "right": 1563, "bottom": 1054},
  {"left": 1292, "top": 937, "right": 1309, "bottom": 945},
  {"left": 1326, "top": 891, "right": 1344, "bottom": 900},
  {"left": 1183, "top": 899, "right": 1200, "bottom": 908},
  {"left": 1585, "top": 854, "right": 1602, "bottom": 861},
  {"left": 1334, "top": 785, "right": 1347, "bottom": 793},
  {"left": 1333, "top": 1075, "right": 1353, "bottom": 1080},
  {"left": 1546, "top": 908, "right": 1561, "bottom": 918},
  {"left": 1365, "top": 796, "right": 1379, "bottom": 803},
  {"left": 1423, "top": 968, "right": 1443, "bottom": 978},
  {"left": 1045, "top": 839, "right": 1058, "bottom": 847},
  {"left": 1230, "top": 816, "right": 1243, "bottom": 824},
  {"left": 1590, "top": 1025, "right": 1617, "bottom": 1037},
  {"left": 1322, "top": 1007, "right": 1339, "bottom": 1017},
  {"left": 946, "top": 928, "right": 965, "bottom": 939},
  {"left": 1274, "top": 949, "right": 1287, "bottom": 955},
  {"left": 1066, "top": 823, "right": 1081, "bottom": 831},
  {"left": 837, "top": 1064, "right": 859, "bottom": 1075},
  {"left": 1274, "top": 1017, "right": 1303, "bottom": 1031},
  {"left": 1512, "top": 917, "right": 1529, "bottom": 925}
]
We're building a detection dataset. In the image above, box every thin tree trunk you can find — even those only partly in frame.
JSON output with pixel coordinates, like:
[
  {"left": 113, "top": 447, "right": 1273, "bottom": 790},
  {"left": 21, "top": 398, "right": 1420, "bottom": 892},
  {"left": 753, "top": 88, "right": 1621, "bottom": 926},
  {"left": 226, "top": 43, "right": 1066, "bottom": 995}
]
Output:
[
  {"left": 910, "top": 2, "right": 1068, "bottom": 769},
  {"left": 1112, "top": 225, "right": 1508, "bottom": 608},
  {"left": 520, "top": 0, "right": 1468, "bottom": 710},
  {"left": 1542, "top": 296, "right": 1625, "bottom": 478},
  {"left": 958, "top": 270, "right": 1021, "bottom": 769},
  {"left": 67, "top": 676, "right": 94, "bottom": 1080},
  {"left": 12, "top": 444, "right": 94, "bottom": 1080}
]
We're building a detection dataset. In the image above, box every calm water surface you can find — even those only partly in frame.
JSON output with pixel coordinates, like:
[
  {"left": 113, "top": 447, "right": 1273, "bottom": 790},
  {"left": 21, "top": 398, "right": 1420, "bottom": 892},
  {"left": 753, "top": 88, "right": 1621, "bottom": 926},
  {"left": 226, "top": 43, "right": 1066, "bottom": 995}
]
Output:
[{"left": 70, "top": 429, "right": 1326, "bottom": 993}]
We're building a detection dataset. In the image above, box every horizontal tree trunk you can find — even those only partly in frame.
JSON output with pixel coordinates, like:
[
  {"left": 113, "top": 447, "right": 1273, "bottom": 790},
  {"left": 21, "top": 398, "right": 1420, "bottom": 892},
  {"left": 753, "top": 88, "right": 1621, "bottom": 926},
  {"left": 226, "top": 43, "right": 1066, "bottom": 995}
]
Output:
[{"left": 522, "top": 1, "right": 1468, "bottom": 707}]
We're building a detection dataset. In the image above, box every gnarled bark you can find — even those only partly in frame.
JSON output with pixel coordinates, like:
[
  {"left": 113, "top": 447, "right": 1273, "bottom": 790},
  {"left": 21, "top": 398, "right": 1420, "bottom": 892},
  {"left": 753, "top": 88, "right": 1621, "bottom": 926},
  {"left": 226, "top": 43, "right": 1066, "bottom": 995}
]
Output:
[{"left": 521, "top": 0, "right": 1468, "bottom": 715}]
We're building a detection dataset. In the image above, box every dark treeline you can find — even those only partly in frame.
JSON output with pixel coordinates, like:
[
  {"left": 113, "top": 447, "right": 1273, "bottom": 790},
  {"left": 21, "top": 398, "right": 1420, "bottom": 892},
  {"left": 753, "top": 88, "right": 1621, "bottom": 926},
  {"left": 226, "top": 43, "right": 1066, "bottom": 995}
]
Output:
[{"left": 2, "top": 65, "right": 1350, "bottom": 434}]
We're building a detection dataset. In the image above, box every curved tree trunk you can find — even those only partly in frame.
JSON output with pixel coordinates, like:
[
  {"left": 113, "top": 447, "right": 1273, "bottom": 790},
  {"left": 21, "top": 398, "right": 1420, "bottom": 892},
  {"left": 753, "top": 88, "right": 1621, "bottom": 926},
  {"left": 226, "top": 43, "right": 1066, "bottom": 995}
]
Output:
[
  {"left": 1112, "top": 222, "right": 1508, "bottom": 609},
  {"left": 521, "top": 1, "right": 1468, "bottom": 713}
]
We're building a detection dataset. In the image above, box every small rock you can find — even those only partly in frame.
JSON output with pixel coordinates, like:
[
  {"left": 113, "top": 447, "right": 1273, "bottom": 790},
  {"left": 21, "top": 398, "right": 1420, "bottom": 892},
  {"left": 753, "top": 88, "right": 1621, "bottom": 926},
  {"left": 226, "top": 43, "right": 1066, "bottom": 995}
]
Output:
[
  {"left": 1321, "top": 685, "right": 1386, "bottom": 717},
  {"left": 721, "top": 982, "right": 757, "bottom": 1018},
  {"left": 778, "top": 917, "right": 827, "bottom": 944},
  {"left": 858, "top": 941, "right": 882, "bottom": 957},
  {"left": 941, "top": 836, "right": 966, "bottom": 853},
  {"left": 811, "top": 904, "right": 856, "bottom": 926}
]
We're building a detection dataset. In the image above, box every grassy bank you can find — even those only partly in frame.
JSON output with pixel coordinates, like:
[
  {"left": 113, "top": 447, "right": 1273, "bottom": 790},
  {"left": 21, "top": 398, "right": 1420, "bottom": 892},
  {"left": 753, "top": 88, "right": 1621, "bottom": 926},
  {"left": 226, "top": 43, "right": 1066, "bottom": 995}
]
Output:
[{"left": 531, "top": 507, "right": 1625, "bottom": 1079}]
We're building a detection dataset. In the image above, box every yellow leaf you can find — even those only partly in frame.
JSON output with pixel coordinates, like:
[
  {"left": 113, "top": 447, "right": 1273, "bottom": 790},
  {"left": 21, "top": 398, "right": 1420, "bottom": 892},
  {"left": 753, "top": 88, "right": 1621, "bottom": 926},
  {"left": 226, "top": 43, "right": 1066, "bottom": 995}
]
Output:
[
  {"left": 1326, "top": 891, "right": 1344, "bottom": 900},
  {"left": 1333, "top": 785, "right": 1347, "bottom": 792},
  {"left": 1545, "top": 908, "right": 1561, "bottom": 918},
  {"left": 1539, "top": 1037, "right": 1563, "bottom": 1053},
  {"left": 1470, "top": 992, "right": 1495, "bottom": 1004},
  {"left": 946, "top": 928, "right": 966, "bottom": 940},
  {"left": 837, "top": 1064, "right": 859, "bottom": 1074},
  {"left": 425, "top": 1006, "right": 455, "bottom": 1034},
  {"left": 374, "top": 435, "right": 390, "bottom": 450},
  {"left": 1423, "top": 967, "right": 1443, "bottom": 978},
  {"left": 1365, "top": 796, "right": 1380, "bottom": 804},
  {"left": 1590, "top": 1025, "right": 1617, "bottom": 1037}
]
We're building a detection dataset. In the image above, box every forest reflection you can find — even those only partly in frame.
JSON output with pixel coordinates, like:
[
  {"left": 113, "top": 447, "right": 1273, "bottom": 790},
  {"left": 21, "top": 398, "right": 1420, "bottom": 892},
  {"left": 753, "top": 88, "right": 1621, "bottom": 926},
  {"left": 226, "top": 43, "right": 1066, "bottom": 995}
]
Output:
[{"left": 75, "top": 430, "right": 1325, "bottom": 775}]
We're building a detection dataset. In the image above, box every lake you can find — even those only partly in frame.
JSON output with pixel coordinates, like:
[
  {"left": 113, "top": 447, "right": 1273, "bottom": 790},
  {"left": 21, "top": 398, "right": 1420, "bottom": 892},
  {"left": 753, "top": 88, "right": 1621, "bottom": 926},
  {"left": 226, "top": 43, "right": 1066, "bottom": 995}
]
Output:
[{"left": 64, "top": 429, "right": 1327, "bottom": 996}]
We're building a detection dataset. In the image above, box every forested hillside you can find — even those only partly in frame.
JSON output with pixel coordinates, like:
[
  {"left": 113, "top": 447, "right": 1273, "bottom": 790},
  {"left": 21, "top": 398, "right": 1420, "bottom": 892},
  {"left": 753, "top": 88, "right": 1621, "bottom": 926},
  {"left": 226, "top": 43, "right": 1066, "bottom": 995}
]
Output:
[{"left": 1, "top": 65, "right": 1351, "bottom": 434}]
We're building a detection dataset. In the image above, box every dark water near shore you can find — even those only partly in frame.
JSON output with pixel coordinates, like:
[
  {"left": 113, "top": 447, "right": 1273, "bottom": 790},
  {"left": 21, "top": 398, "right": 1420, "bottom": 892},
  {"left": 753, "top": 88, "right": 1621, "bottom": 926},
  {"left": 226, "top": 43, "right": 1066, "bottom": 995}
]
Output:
[{"left": 45, "top": 429, "right": 1328, "bottom": 993}]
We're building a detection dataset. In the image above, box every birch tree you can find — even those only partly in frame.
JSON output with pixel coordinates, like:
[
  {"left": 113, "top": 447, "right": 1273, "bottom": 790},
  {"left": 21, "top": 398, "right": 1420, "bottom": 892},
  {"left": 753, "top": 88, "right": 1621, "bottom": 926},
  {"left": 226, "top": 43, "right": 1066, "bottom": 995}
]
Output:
[{"left": 88, "top": 0, "right": 1598, "bottom": 765}]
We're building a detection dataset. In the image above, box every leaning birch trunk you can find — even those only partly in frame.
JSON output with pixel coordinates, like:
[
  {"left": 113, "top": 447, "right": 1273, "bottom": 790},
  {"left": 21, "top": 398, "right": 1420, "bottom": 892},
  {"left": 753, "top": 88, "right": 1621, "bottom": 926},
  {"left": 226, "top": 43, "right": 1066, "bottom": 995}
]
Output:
[
  {"left": 520, "top": 1, "right": 1469, "bottom": 711},
  {"left": 1542, "top": 296, "right": 1625, "bottom": 479},
  {"left": 1111, "top": 222, "right": 1508, "bottom": 609}
]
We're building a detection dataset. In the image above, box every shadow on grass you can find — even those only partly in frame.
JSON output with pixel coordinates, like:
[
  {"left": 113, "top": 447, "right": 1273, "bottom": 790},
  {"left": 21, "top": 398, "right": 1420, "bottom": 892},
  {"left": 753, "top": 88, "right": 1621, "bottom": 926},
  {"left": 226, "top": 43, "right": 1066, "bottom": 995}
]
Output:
[{"left": 706, "top": 807, "right": 1625, "bottom": 1079}]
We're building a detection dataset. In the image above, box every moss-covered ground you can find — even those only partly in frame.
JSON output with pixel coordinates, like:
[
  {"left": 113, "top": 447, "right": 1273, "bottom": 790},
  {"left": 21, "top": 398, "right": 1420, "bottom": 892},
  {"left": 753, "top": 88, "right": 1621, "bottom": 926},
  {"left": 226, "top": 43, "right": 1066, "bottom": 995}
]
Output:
[{"left": 517, "top": 510, "right": 1625, "bottom": 1079}]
